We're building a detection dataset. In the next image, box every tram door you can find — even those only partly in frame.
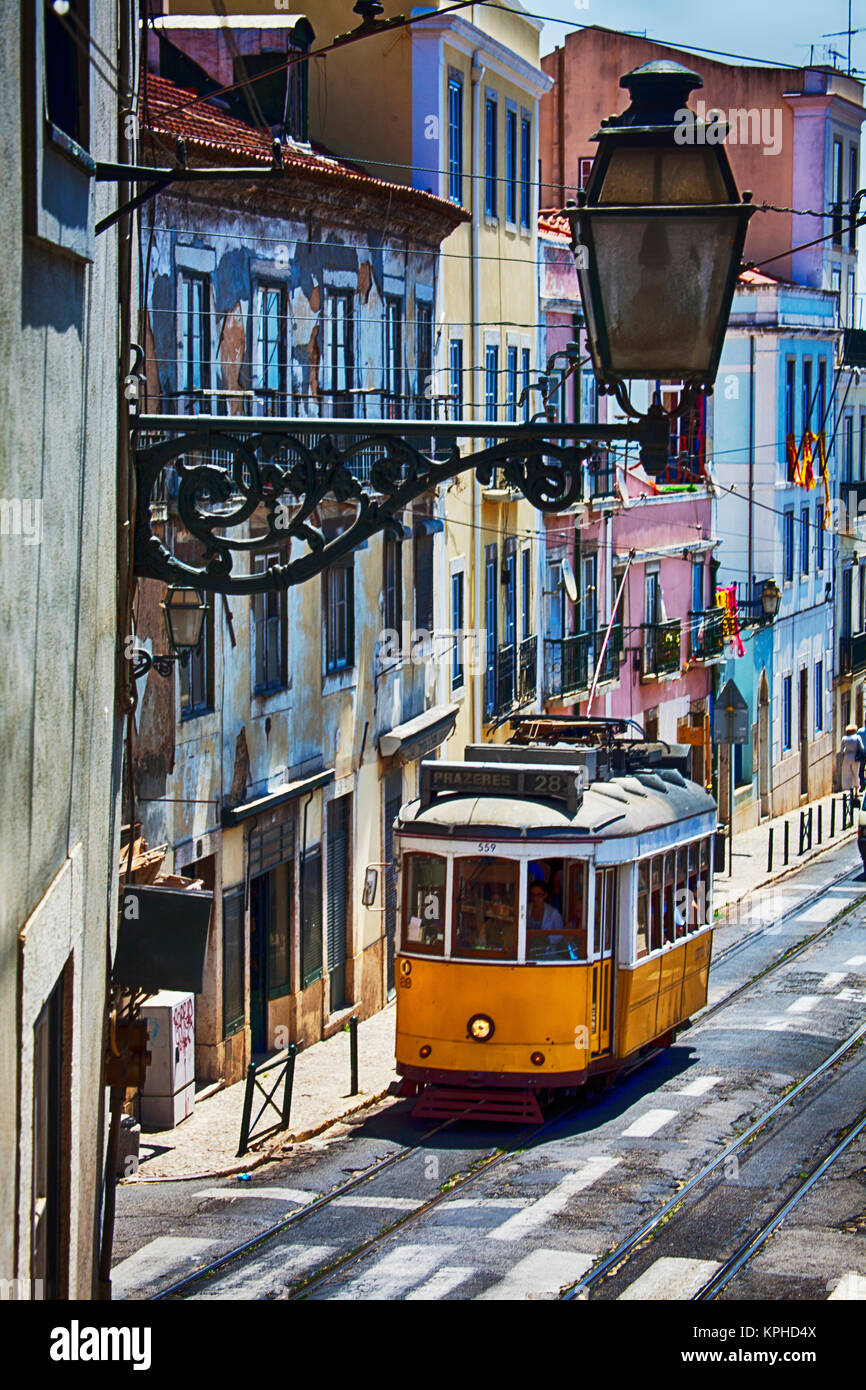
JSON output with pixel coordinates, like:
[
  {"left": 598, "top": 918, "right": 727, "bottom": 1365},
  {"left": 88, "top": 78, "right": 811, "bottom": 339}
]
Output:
[{"left": 589, "top": 868, "right": 616, "bottom": 1056}]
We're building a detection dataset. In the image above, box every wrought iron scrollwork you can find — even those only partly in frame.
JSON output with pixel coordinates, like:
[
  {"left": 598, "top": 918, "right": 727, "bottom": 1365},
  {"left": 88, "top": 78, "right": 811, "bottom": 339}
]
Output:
[{"left": 132, "top": 419, "right": 600, "bottom": 595}]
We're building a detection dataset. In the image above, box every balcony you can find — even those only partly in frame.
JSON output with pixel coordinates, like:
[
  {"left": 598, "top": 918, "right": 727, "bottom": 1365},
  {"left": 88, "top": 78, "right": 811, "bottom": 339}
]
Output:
[
  {"left": 544, "top": 625, "right": 623, "bottom": 700},
  {"left": 688, "top": 608, "right": 725, "bottom": 662},
  {"left": 488, "top": 636, "right": 539, "bottom": 715},
  {"left": 642, "top": 620, "right": 681, "bottom": 679},
  {"left": 840, "top": 632, "right": 866, "bottom": 678},
  {"left": 518, "top": 635, "right": 537, "bottom": 702}
]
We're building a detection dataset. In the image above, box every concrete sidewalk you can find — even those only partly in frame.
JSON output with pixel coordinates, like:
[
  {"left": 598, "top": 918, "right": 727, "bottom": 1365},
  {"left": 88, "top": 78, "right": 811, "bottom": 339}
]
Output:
[{"left": 125, "top": 791, "right": 860, "bottom": 1185}]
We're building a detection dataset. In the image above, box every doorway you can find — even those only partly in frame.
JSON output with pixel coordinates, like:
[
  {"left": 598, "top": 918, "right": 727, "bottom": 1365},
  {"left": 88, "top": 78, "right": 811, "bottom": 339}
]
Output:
[
  {"left": 383, "top": 769, "right": 403, "bottom": 997},
  {"left": 249, "top": 862, "right": 292, "bottom": 1053},
  {"left": 799, "top": 667, "right": 809, "bottom": 798},
  {"left": 758, "top": 670, "right": 770, "bottom": 818},
  {"left": 589, "top": 867, "right": 616, "bottom": 1057},
  {"left": 327, "top": 796, "right": 351, "bottom": 1013}
]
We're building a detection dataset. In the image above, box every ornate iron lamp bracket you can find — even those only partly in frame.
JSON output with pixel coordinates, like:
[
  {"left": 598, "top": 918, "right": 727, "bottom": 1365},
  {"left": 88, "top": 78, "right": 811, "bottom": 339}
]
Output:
[{"left": 132, "top": 414, "right": 667, "bottom": 596}]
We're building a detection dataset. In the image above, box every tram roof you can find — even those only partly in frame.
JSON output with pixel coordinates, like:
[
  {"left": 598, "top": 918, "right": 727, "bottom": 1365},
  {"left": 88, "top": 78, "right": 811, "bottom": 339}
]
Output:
[{"left": 398, "top": 774, "right": 717, "bottom": 840}]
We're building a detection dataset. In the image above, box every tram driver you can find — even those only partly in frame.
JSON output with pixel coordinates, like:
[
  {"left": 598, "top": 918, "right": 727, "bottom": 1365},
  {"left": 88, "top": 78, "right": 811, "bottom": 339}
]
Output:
[{"left": 527, "top": 880, "right": 564, "bottom": 933}]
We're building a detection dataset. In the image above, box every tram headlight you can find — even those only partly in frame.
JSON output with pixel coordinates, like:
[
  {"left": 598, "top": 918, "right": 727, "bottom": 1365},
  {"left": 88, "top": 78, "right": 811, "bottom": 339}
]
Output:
[
  {"left": 530, "top": 1052, "right": 545, "bottom": 1067},
  {"left": 419, "top": 1045, "right": 432, "bottom": 1059},
  {"left": 467, "top": 1013, "right": 495, "bottom": 1042}
]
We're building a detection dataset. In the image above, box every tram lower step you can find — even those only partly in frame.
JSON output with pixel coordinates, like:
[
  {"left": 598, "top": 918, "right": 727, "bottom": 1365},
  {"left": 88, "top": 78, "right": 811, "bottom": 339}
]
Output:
[{"left": 412, "top": 1085, "right": 544, "bottom": 1125}]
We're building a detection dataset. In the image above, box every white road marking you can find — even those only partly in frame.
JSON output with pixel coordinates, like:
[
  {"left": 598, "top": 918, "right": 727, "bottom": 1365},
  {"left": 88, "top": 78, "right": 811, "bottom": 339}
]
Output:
[
  {"left": 488, "top": 1156, "right": 620, "bottom": 1243},
  {"left": 621, "top": 1108, "right": 679, "bottom": 1138},
  {"left": 674, "top": 1076, "right": 721, "bottom": 1097},
  {"left": 330, "top": 1244, "right": 453, "bottom": 1300},
  {"left": 112, "top": 1237, "right": 218, "bottom": 1298},
  {"left": 843, "top": 954, "right": 866, "bottom": 968},
  {"left": 618, "top": 1256, "right": 721, "bottom": 1301},
  {"left": 187, "top": 1243, "right": 338, "bottom": 1301},
  {"left": 445, "top": 1197, "right": 530, "bottom": 1211},
  {"left": 821, "top": 972, "right": 846, "bottom": 989},
  {"left": 405, "top": 1266, "right": 476, "bottom": 1300},
  {"left": 786, "top": 996, "right": 819, "bottom": 1013},
  {"left": 828, "top": 1271, "right": 866, "bottom": 1300},
  {"left": 198, "top": 1186, "right": 320, "bottom": 1205},
  {"left": 477, "top": 1249, "right": 595, "bottom": 1300}
]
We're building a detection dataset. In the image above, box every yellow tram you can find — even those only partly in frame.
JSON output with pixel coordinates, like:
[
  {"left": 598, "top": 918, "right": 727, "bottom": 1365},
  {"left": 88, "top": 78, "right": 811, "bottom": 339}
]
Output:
[{"left": 394, "top": 718, "right": 717, "bottom": 1121}]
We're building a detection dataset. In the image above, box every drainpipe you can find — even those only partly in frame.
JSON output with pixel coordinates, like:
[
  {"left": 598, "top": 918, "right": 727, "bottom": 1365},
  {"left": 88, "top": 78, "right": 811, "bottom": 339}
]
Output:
[{"left": 471, "top": 53, "right": 485, "bottom": 742}]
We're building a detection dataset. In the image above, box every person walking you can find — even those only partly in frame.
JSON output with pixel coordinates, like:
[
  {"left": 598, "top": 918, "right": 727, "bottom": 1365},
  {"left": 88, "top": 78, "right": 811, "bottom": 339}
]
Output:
[
  {"left": 857, "top": 720, "right": 866, "bottom": 791},
  {"left": 840, "top": 724, "right": 863, "bottom": 797}
]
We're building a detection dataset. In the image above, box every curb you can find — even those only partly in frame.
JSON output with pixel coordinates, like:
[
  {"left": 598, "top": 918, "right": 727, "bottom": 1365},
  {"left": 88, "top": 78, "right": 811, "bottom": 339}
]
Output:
[{"left": 714, "top": 824, "right": 858, "bottom": 925}]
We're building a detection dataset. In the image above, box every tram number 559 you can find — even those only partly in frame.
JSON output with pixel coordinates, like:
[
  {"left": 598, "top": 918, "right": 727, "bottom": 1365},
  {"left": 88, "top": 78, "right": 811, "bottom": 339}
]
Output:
[{"left": 476, "top": 842, "right": 498, "bottom": 853}]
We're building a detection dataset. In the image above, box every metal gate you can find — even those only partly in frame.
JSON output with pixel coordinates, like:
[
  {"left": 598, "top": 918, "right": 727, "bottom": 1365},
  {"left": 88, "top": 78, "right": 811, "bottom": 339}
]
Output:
[
  {"left": 327, "top": 797, "right": 350, "bottom": 1013},
  {"left": 384, "top": 770, "right": 402, "bottom": 996}
]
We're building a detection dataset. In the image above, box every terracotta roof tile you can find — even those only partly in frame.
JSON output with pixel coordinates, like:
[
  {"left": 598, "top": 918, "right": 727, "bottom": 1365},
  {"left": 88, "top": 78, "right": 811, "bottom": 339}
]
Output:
[
  {"left": 538, "top": 209, "right": 572, "bottom": 242},
  {"left": 141, "top": 71, "right": 469, "bottom": 226}
]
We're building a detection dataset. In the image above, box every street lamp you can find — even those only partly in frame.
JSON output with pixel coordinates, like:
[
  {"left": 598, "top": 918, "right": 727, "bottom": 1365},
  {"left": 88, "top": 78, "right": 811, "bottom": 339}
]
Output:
[
  {"left": 131, "top": 587, "right": 208, "bottom": 679},
  {"left": 760, "top": 579, "right": 782, "bottom": 619},
  {"left": 566, "top": 60, "right": 755, "bottom": 402}
]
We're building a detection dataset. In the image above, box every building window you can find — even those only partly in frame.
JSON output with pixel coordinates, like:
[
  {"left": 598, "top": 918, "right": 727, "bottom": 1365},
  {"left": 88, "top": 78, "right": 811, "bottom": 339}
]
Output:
[
  {"left": 485, "top": 344, "right": 499, "bottom": 422},
  {"left": 832, "top": 265, "right": 842, "bottom": 328},
  {"left": 800, "top": 507, "right": 809, "bottom": 576},
  {"left": 180, "top": 599, "right": 213, "bottom": 718},
  {"left": 448, "top": 71, "right": 463, "bottom": 204},
  {"left": 782, "top": 674, "right": 792, "bottom": 751},
  {"left": 521, "top": 346, "right": 531, "bottom": 421},
  {"left": 414, "top": 525, "right": 435, "bottom": 632},
  {"left": 252, "top": 554, "right": 287, "bottom": 693},
  {"left": 783, "top": 508, "right": 794, "bottom": 583},
  {"left": 485, "top": 543, "right": 498, "bottom": 715},
  {"left": 581, "top": 369, "right": 598, "bottom": 425},
  {"left": 485, "top": 94, "right": 498, "bottom": 218},
  {"left": 817, "top": 358, "right": 827, "bottom": 432},
  {"left": 449, "top": 338, "right": 463, "bottom": 418},
  {"left": 521, "top": 547, "right": 532, "bottom": 640},
  {"left": 520, "top": 113, "right": 532, "bottom": 228},
  {"left": 850, "top": 147, "right": 859, "bottom": 252},
  {"left": 383, "top": 535, "right": 402, "bottom": 635},
  {"left": 416, "top": 300, "right": 433, "bottom": 420},
  {"left": 816, "top": 502, "right": 824, "bottom": 571},
  {"left": 785, "top": 358, "right": 795, "bottom": 438},
  {"left": 222, "top": 888, "right": 245, "bottom": 1036},
  {"left": 384, "top": 297, "right": 402, "bottom": 408},
  {"left": 833, "top": 138, "right": 844, "bottom": 246},
  {"left": 505, "top": 107, "right": 517, "bottom": 222},
  {"left": 451, "top": 567, "right": 464, "bottom": 690},
  {"left": 32, "top": 973, "right": 66, "bottom": 1300},
  {"left": 322, "top": 290, "right": 354, "bottom": 417},
  {"left": 254, "top": 283, "right": 285, "bottom": 415},
  {"left": 849, "top": 269, "right": 857, "bottom": 329},
  {"left": 44, "top": 0, "right": 89, "bottom": 148},
  {"left": 506, "top": 345, "right": 518, "bottom": 422},
  {"left": 180, "top": 273, "right": 210, "bottom": 414},
  {"left": 325, "top": 560, "right": 354, "bottom": 672},
  {"left": 802, "top": 358, "right": 813, "bottom": 435},
  {"left": 300, "top": 847, "right": 323, "bottom": 988},
  {"left": 844, "top": 413, "right": 854, "bottom": 483},
  {"left": 815, "top": 660, "right": 823, "bottom": 733}
]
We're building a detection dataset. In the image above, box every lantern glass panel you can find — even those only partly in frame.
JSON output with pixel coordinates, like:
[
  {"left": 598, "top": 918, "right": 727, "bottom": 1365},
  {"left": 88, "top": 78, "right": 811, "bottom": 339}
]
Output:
[
  {"left": 164, "top": 591, "right": 206, "bottom": 650},
  {"left": 582, "top": 210, "right": 742, "bottom": 378},
  {"left": 597, "top": 146, "right": 730, "bottom": 205}
]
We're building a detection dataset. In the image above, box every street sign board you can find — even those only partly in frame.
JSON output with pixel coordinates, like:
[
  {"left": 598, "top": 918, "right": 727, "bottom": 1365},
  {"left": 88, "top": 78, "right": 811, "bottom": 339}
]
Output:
[{"left": 714, "top": 678, "right": 749, "bottom": 745}]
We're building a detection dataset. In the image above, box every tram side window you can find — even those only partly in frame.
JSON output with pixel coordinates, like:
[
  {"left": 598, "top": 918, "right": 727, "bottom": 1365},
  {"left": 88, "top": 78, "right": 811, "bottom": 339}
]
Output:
[
  {"left": 453, "top": 858, "right": 519, "bottom": 961},
  {"left": 675, "top": 849, "right": 688, "bottom": 939},
  {"left": 636, "top": 862, "right": 649, "bottom": 959},
  {"left": 662, "top": 851, "right": 676, "bottom": 945},
  {"left": 699, "top": 837, "right": 711, "bottom": 926},
  {"left": 402, "top": 853, "right": 447, "bottom": 956},
  {"left": 528, "top": 858, "right": 586, "bottom": 961},
  {"left": 686, "top": 843, "right": 699, "bottom": 930},
  {"left": 650, "top": 856, "right": 663, "bottom": 952}
]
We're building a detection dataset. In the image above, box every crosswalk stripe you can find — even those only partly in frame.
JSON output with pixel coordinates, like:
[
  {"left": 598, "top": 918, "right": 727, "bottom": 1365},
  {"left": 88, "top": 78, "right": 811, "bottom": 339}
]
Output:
[
  {"left": 477, "top": 1249, "right": 595, "bottom": 1300},
  {"left": 198, "top": 1187, "right": 321, "bottom": 1205},
  {"left": 405, "top": 1266, "right": 476, "bottom": 1300},
  {"left": 618, "top": 1256, "right": 721, "bottom": 1301},
  {"left": 112, "top": 1237, "right": 218, "bottom": 1298},
  {"left": 786, "top": 996, "right": 819, "bottom": 1013},
  {"left": 331, "top": 1196, "right": 422, "bottom": 1211},
  {"left": 330, "top": 1244, "right": 454, "bottom": 1300},
  {"left": 186, "top": 1243, "right": 338, "bottom": 1301},
  {"left": 843, "top": 954, "right": 866, "bottom": 968},
  {"left": 821, "top": 972, "right": 846, "bottom": 989},
  {"left": 674, "top": 1076, "right": 721, "bottom": 1097},
  {"left": 828, "top": 1271, "right": 866, "bottom": 1300},
  {"left": 488, "top": 1156, "right": 620, "bottom": 1243},
  {"left": 621, "top": 1108, "right": 678, "bottom": 1138}
]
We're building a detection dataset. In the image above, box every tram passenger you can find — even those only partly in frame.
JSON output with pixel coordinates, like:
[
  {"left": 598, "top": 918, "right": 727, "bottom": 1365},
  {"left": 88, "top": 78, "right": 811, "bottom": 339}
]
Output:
[{"left": 527, "top": 881, "right": 564, "bottom": 932}]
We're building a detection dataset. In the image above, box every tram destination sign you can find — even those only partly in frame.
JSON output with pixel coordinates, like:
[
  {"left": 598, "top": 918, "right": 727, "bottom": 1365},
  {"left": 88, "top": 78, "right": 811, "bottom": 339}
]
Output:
[{"left": 420, "top": 760, "right": 584, "bottom": 816}]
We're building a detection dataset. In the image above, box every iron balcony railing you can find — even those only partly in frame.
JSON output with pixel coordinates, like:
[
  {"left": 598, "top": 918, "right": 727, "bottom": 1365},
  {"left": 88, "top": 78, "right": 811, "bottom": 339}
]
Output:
[
  {"left": 489, "top": 635, "right": 538, "bottom": 715},
  {"left": 518, "top": 634, "right": 537, "bottom": 702},
  {"left": 642, "top": 619, "right": 681, "bottom": 678},
  {"left": 544, "top": 625, "right": 623, "bottom": 700},
  {"left": 840, "top": 631, "right": 866, "bottom": 677},
  {"left": 689, "top": 607, "right": 726, "bottom": 661}
]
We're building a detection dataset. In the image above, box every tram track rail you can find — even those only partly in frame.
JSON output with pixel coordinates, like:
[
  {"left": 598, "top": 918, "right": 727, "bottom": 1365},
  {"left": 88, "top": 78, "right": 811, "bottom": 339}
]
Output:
[
  {"left": 148, "top": 858, "right": 866, "bottom": 1303},
  {"left": 710, "top": 861, "right": 862, "bottom": 972},
  {"left": 559, "top": 1020, "right": 866, "bottom": 1301}
]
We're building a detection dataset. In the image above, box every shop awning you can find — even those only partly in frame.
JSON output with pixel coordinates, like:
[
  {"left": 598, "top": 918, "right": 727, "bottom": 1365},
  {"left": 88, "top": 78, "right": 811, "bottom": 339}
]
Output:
[
  {"left": 221, "top": 768, "right": 334, "bottom": 827},
  {"left": 379, "top": 703, "right": 459, "bottom": 763}
]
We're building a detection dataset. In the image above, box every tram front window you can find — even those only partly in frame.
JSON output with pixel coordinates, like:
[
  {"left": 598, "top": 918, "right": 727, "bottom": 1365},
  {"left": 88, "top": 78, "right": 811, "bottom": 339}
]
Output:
[
  {"left": 402, "top": 853, "right": 446, "bottom": 956},
  {"left": 453, "top": 858, "right": 519, "bottom": 960}
]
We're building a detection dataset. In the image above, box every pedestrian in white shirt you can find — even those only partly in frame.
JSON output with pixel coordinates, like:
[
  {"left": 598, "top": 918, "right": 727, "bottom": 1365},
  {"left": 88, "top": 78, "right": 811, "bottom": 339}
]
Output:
[{"left": 840, "top": 725, "right": 863, "bottom": 794}]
